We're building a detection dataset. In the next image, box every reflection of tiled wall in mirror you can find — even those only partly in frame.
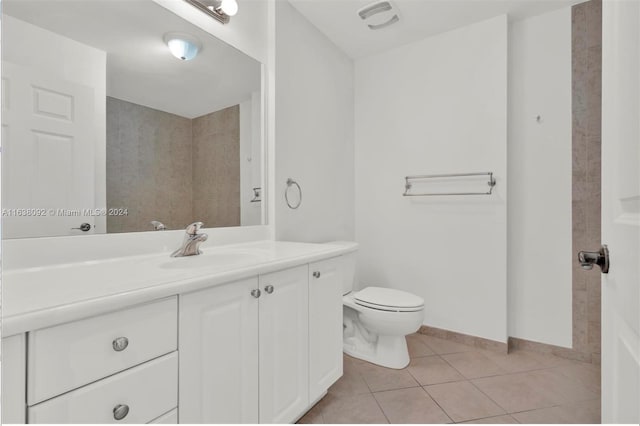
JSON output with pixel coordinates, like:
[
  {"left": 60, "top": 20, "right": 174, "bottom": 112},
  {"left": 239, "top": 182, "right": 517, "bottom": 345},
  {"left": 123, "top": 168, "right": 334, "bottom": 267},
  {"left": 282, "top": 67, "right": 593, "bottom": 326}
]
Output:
[
  {"left": 106, "top": 97, "right": 240, "bottom": 233},
  {"left": 193, "top": 106, "right": 241, "bottom": 228}
]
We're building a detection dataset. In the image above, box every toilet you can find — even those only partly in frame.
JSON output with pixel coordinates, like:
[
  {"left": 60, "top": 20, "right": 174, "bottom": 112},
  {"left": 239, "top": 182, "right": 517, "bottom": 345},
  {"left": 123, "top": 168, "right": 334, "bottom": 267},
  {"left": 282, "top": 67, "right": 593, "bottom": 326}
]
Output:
[{"left": 341, "top": 252, "right": 425, "bottom": 369}]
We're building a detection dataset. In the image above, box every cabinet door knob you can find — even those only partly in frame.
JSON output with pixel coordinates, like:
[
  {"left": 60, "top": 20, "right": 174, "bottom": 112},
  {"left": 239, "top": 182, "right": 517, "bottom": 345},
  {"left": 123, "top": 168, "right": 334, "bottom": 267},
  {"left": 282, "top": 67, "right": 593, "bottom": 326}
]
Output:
[
  {"left": 264, "top": 285, "right": 274, "bottom": 294},
  {"left": 112, "top": 337, "right": 129, "bottom": 352},
  {"left": 251, "top": 288, "right": 262, "bottom": 298},
  {"left": 113, "top": 404, "right": 129, "bottom": 421},
  {"left": 313, "top": 271, "right": 321, "bottom": 278}
]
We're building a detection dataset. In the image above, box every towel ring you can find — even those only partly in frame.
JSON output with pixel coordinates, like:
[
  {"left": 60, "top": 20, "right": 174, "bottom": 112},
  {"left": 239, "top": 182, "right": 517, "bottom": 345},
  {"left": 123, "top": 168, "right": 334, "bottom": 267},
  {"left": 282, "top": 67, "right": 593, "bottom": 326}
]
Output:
[{"left": 285, "top": 178, "right": 302, "bottom": 209}]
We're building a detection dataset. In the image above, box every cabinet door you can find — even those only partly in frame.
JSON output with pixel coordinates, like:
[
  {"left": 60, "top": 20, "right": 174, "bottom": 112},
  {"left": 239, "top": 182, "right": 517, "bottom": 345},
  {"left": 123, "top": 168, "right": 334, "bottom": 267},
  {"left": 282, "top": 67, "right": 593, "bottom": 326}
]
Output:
[
  {"left": 179, "top": 278, "right": 259, "bottom": 424},
  {"left": 259, "top": 265, "right": 309, "bottom": 424},
  {"left": 2, "top": 334, "right": 26, "bottom": 424},
  {"left": 309, "top": 257, "right": 344, "bottom": 402}
]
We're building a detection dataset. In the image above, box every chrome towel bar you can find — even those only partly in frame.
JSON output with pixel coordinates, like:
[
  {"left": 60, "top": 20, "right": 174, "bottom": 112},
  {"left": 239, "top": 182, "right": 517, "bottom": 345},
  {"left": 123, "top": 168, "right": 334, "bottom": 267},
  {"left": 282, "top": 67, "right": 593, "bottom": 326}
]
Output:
[{"left": 403, "top": 172, "right": 496, "bottom": 196}]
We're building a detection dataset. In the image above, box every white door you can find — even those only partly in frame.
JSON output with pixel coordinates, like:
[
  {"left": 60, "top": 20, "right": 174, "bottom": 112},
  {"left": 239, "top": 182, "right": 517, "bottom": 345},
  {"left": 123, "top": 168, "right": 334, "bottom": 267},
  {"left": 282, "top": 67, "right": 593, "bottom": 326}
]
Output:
[
  {"left": 601, "top": 0, "right": 640, "bottom": 423},
  {"left": 2, "top": 61, "right": 96, "bottom": 238},
  {"left": 309, "top": 257, "right": 343, "bottom": 402},
  {"left": 178, "top": 278, "right": 259, "bottom": 424},
  {"left": 259, "top": 265, "right": 309, "bottom": 424}
]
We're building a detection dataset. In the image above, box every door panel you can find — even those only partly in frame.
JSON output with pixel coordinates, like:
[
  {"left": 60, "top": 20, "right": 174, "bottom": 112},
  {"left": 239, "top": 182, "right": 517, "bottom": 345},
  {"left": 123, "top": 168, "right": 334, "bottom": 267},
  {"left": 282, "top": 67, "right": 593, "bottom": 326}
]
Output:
[
  {"left": 601, "top": 1, "right": 640, "bottom": 422},
  {"left": 179, "top": 278, "right": 259, "bottom": 424},
  {"left": 259, "top": 265, "right": 309, "bottom": 424},
  {"left": 2, "top": 62, "right": 96, "bottom": 238},
  {"left": 309, "top": 257, "right": 343, "bottom": 402}
]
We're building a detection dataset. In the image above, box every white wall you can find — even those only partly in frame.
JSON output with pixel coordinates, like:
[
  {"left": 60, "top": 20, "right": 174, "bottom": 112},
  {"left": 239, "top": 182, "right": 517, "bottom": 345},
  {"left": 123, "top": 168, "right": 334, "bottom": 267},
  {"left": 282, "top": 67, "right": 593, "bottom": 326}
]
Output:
[
  {"left": 507, "top": 8, "right": 573, "bottom": 348},
  {"left": 274, "top": 0, "right": 355, "bottom": 243},
  {"left": 355, "top": 16, "right": 508, "bottom": 343}
]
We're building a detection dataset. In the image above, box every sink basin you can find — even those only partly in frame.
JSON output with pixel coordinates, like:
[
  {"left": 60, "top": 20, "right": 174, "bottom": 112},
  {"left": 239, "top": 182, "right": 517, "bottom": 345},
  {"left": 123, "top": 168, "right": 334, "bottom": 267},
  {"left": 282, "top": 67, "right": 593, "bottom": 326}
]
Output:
[{"left": 159, "top": 250, "right": 266, "bottom": 270}]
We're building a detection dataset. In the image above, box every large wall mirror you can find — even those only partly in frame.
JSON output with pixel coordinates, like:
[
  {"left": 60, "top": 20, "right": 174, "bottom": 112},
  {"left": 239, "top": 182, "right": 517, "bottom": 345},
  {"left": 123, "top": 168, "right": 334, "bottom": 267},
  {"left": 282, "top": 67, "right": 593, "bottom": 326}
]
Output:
[{"left": 1, "top": 0, "right": 264, "bottom": 239}]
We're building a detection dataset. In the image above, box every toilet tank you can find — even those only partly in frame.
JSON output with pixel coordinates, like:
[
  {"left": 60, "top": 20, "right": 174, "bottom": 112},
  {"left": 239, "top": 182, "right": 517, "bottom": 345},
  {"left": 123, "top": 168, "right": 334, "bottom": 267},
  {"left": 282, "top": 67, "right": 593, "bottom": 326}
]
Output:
[
  {"left": 325, "top": 241, "right": 358, "bottom": 295},
  {"left": 341, "top": 252, "right": 356, "bottom": 295},
  {"left": 342, "top": 253, "right": 356, "bottom": 295}
]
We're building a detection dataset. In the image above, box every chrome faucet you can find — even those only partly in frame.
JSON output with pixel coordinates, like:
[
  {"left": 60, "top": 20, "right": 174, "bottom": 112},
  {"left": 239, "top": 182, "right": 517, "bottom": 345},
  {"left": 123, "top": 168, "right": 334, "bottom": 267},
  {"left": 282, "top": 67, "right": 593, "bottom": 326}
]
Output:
[
  {"left": 171, "top": 222, "right": 208, "bottom": 257},
  {"left": 150, "top": 220, "right": 166, "bottom": 231}
]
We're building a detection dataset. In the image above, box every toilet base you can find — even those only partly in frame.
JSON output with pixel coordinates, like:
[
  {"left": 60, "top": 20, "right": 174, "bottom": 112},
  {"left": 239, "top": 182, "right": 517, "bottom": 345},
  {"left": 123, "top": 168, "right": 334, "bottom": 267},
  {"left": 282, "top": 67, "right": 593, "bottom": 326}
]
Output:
[{"left": 343, "top": 334, "right": 410, "bottom": 369}]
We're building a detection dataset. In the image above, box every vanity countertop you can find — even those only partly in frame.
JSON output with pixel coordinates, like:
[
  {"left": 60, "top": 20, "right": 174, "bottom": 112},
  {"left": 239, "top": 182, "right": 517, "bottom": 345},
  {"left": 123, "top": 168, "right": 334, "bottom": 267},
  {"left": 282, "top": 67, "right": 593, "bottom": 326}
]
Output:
[{"left": 2, "top": 240, "right": 357, "bottom": 336}]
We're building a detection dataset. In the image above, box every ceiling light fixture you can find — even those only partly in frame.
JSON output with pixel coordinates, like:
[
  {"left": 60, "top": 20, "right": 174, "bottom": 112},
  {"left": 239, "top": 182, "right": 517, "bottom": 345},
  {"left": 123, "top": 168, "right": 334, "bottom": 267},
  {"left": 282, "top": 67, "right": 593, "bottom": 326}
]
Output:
[
  {"left": 357, "top": 0, "right": 400, "bottom": 30},
  {"left": 183, "top": 0, "right": 239, "bottom": 25},
  {"left": 163, "top": 32, "right": 201, "bottom": 61}
]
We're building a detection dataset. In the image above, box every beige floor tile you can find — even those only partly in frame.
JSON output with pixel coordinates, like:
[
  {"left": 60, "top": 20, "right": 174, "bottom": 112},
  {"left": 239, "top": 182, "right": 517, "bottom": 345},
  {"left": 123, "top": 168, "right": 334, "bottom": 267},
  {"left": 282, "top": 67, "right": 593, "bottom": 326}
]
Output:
[
  {"left": 512, "top": 399, "right": 601, "bottom": 424},
  {"left": 524, "top": 369, "right": 600, "bottom": 405},
  {"left": 407, "top": 355, "right": 465, "bottom": 385},
  {"left": 358, "top": 362, "right": 420, "bottom": 392},
  {"left": 318, "top": 393, "right": 389, "bottom": 424},
  {"left": 460, "top": 414, "right": 519, "bottom": 424},
  {"left": 424, "top": 381, "right": 506, "bottom": 422},
  {"left": 418, "top": 335, "right": 476, "bottom": 355},
  {"left": 442, "top": 351, "right": 507, "bottom": 379},
  {"left": 407, "top": 334, "right": 436, "bottom": 357},
  {"left": 343, "top": 354, "right": 368, "bottom": 372},
  {"left": 373, "top": 387, "right": 452, "bottom": 424},
  {"left": 472, "top": 372, "right": 558, "bottom": 413},
  {"left": 328, "top": 368, "right": 370, "bottom": 396},
  {"left": 481, "top": 349, "right": 549, "bottom": 373},
  {"left": 551, "top": 361, "right": 601, "bottom": 393},
  {"left": 297, "top": 402, "right": 324, "bottom": 424}
]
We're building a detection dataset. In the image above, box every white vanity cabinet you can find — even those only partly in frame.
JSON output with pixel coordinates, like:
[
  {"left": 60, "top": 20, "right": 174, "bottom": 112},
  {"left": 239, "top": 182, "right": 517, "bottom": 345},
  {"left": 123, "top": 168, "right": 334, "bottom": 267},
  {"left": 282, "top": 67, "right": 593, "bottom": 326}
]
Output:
[
  {"left": 179, "top": 258, "right": 343, "bottom": 424},
  {"left": 19, "top": 297, "right": 179, "bottom": 424},
  {"left": 308, "top": 258, "right": 344, "bottom": 402},
  {"left": 2, "top": 334, "right": 27, "bottom": 424},
  {"left": 178, "top": 277, "right": 260, "bottom": 423},
  {"left": 2, "top": 243, "right": 352, "bottom": 425},
  {"left": 258, "top": 265, "right": 310, "bottom": 423}
]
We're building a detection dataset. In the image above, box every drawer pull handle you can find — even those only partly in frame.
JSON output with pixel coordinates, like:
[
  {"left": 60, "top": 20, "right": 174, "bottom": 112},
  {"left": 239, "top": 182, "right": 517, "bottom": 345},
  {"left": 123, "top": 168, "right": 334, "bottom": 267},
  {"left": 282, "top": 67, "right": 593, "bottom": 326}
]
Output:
[
  {"left": 264, "top": 285, "right": 274, "bottom": 294},
  {"left": 112, "top": 337, "right": 129, "bottom": 352},
  {"left": 113, "top": 404, "right": 129, "bottom": 421},
  {"left": 313, "top": 271, "right": 321, "bottom": 278},
  {"left": 251, "top": 289, "right": 261, "bottom": 298}
]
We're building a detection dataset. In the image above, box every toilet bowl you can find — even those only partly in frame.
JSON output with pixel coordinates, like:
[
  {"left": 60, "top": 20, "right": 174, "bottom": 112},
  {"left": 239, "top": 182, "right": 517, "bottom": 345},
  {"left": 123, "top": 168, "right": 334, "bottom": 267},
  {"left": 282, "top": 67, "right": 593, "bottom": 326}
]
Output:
[{"left": 334, "top": 247, "right": 425, "bottom": 369}]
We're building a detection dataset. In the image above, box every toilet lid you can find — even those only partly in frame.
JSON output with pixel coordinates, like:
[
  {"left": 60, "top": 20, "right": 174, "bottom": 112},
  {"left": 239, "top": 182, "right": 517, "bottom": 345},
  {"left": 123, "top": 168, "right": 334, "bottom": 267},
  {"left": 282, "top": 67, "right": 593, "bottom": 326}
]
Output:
[{"left": 354, "top": 287, "right": 424, "bottom": 312}]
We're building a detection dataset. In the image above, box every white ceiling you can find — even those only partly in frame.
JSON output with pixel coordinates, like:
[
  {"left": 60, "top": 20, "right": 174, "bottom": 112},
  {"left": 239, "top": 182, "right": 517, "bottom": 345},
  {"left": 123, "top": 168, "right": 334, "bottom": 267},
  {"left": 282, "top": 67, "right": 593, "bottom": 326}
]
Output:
[
  {"left": 3, "top": 0, "right": 261, "bottom": 118},
  {"left": 289, "top": 0, "right": 586, "bottom": 59}
]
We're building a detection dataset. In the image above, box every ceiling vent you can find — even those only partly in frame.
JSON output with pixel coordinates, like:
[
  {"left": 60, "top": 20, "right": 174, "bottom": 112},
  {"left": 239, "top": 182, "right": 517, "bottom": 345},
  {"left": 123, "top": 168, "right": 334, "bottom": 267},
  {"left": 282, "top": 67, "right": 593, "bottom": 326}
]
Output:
[{"left": 357, "top": 1, "right": 399, "bottom": 30}]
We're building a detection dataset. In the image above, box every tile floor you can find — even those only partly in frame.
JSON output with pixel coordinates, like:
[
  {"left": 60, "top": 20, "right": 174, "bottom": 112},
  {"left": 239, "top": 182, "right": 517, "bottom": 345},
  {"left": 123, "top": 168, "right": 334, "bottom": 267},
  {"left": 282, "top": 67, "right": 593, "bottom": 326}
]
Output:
[{"left": 299, "top": 333, "right": 601, "bottom": 424}]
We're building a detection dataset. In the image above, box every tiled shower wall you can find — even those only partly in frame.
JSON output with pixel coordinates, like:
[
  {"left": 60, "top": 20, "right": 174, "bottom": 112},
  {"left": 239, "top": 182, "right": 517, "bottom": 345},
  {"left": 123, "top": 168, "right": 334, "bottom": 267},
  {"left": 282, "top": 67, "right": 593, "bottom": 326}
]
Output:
[
  {"left": 106, "top": 97, "right": 240, "bottom": 233},
  {"left": 106, "top": 97, "right": 194, "bottom": 233},
  {"left": 193, "top": 106, "right": 241, "bottom": 228},
  {"left": 572, "top": 0, "right": 601, "bottom": 364}
]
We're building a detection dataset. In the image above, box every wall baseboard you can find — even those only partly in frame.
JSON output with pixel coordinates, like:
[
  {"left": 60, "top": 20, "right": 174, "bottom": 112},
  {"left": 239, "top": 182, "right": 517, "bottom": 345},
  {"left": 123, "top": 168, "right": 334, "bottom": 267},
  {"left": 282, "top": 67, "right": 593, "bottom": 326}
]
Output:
[
  {"left": 419, "top": 325, "right": 600, "bottom": 365},
  {"left": 508, "top": 337, "right": 597, "bottom": 364},
  {"left": 418, "top": 325, "right": 508, "bottom": 354}
]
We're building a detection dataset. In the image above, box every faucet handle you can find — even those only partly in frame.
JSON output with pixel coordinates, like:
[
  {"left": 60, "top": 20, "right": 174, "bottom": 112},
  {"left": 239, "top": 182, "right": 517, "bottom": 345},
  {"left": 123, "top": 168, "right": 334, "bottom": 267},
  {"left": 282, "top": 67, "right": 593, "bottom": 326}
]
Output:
[{"left": 186, "top": 221, "right": 204, "bottom": 235}]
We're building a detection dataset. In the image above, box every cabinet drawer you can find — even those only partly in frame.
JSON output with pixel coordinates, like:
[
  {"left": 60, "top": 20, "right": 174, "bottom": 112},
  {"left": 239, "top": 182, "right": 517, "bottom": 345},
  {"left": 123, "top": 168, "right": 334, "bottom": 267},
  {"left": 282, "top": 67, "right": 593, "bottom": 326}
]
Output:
[
  {"left": 28, "top": 352, "right": 177, "bottom": 424},
  {"left": 28, "top": 297, "right": 177, "bottom": 404}
]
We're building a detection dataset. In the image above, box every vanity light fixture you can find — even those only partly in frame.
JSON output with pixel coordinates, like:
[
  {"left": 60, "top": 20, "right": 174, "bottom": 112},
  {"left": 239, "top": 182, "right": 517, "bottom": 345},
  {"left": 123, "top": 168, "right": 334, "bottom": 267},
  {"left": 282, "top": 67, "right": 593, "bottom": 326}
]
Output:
[
  {"left": 163, "top": 32, "right": 201, "bottom": 61},
  {"left": 183, "top": 0, "right": 239, "bottom": 25}
]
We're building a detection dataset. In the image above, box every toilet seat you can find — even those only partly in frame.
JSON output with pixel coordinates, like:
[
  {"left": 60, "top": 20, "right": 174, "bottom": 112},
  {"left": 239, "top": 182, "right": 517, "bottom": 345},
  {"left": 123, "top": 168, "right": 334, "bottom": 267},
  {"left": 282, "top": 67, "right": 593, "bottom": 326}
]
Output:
[{"left": 354, "top": 287, "right": 424, "bottom": 313}]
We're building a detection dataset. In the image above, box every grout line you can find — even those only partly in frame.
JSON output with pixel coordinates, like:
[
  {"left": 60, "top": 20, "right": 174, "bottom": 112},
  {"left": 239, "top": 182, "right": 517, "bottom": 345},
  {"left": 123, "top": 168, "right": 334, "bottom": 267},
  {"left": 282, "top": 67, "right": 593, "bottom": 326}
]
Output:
[
  {"left": 467, "top": 378, "right": 512, "bottom": 415},
  {"left": 417, "top": 383, "right": 454, "bottom": 424}
]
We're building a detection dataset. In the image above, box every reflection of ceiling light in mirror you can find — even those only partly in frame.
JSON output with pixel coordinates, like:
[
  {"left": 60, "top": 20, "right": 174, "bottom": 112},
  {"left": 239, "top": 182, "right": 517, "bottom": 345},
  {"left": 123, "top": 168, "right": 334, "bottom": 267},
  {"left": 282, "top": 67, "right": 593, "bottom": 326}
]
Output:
[{"left": 163, "top": 32, "right": 201, "bottom": 61}]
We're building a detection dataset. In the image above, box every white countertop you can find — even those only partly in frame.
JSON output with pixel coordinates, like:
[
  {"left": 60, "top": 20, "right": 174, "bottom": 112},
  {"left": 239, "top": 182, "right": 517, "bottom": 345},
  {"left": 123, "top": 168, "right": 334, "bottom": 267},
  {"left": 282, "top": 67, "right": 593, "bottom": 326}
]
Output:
[{"left": 2, "top": 240, "right": 357, "bottom": 336}]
